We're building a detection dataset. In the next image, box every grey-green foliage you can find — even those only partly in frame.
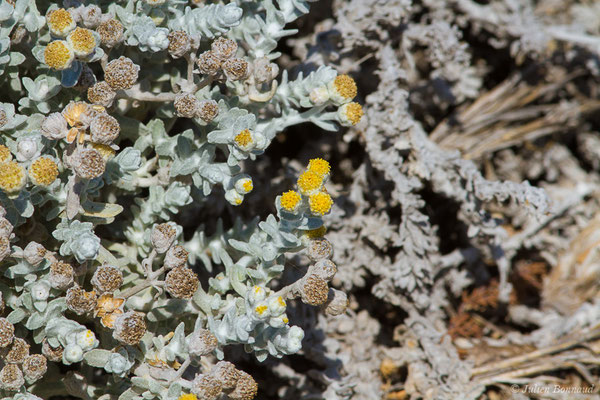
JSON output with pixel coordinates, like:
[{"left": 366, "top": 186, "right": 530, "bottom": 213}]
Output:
[{"left": 0, "top": 0, "right": 352, "bottom": 397}]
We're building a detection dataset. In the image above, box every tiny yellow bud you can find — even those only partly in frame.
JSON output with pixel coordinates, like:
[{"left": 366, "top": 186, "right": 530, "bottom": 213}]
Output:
[
  {"left": 255, "top": 305, "right": 268, "bottom": 315},
  {"left": 234, "top": 129, "right": 253, "bottom": 150}
]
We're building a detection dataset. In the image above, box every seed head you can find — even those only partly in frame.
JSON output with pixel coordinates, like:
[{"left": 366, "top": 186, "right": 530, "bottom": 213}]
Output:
[
  {"left": 41, "top": 112, "right": 68, "bottom": 140},
  {"left": 67, "top": 27, "right": 97, "bottom": 57},
  {"left": 28, "top": 157, "right": 59, "bottom": 186},
  {"left": 187, "top": 329, "right": 218, "bottom": 357},
  {"left": 196, "top": 51, "right": 221, "bottom": 75},
  {"left": 66, "top": 286, "right": 98, "bottom": 315},
  {"left": 211, "top": 37, "right": 237, "bottom": 60},
  {"left": 90, "top": 113, "right": 120, "bottom": 144},
  {"left": 165, "top": 266, "right": 199, "bottom": 299},
  {"left": 329, "top": 74, "right": 357, "bottom": 105},
  {"left": 337, "top": 102, "right": 363, "bottom": 126},
  {"left": 113, "top": 311, "right": 146, "bottom": 345},
  {"left": 297, "top": 171, "right": 322, "bottom": 195},
  {"left": 212, "top": 361, "right": 239, "bottom": 390},
  {"left": 280, "top": 190, "right": 301, "bottom": 212},
  {"left": 22, "top": 354, "right": 47, "bottom": 382},
  {"left": 0, "top": 217, "right": 12, "bottom": 237},
  {"left": 23, "top": 242, "right": 46, "bottom": 265},
  {"left": 168, "top": 30, "right": 191, "bottom": 58},
  {"left": 47, "top": 8, "right": 75, "bottom": 37},
  {"left": 197, "top": 100, "right": 219, "bottom": 123},
  {"left": 0, "top": 145, "right": 11, "bottom": 163},
  {"left": 44, "top": 40, "right": 74, "bottom": 70},
  {"left": 80, "top": 5, "right": 102, "bottom": 29},
  {"left": 164, "top": 245, "right": 189, "bottom": 269},
  {"left": 252, "top": 57, "right": 278, "bottom": 84},
  {"left": 309, "top": 191, "right": 333, "bottom": 215},
  {"left": 0, "top": 318, "right": 14, "bottom": 348},
  {"left": 301, "top": 275, "right": 329, "bottom": 306},
  {"left": 41, "top": 339, "right": 63, "bottom": 362},
  {"left": 91, "top": 264, "right": 123, "bottom": 293},
  {"left": 88, "top": 81, "right": 116, "bottom": 107},
  {"left": 312, "top": 259, "right": 337, "bottom": 281},
  {"left": 307, "top": 238, "right": 334, "bottom": 262},
  {"left": 151, "top": 223, "right": 177, "bottom": 253},
  {"left": 97, "top": 19, "right": 123, "bottom": 47},
  {"left": 73, "top": 148, "right": 105, "bottom": 179},
  {"left": 192, "top": 373, "right": 222, "bottom": 400},
  {"left": 104, "top": 56, "right": 139, "bottom": 90},
  {"left": 174, "top": 93, "right": 200, "bottom": 118},
  {"left": 49, "top": 261, "right": 74, "bottom": 290},
  {"left": 0, "top": 237, "right": 9, "bottom": 262},
  {"left": 228, "top": 370, "right": 258, "bottom": 400},
  {"left": 222, "top": 58, "right": 249, "bottom": 81},
  {"left": 3, "top": 338, "right": 29, "bottom": 364},
  {"left": 323, "top": 288, "right": 348, "bottom": 316},
  {"left": 0, "top": 364, "right": 23, "bottom": 391},
  {"left": 0, "top": 110, "right": 6, "bottom": 128},
  {"left": 0, "top": 161, "right": 26, "bottom": 193}
]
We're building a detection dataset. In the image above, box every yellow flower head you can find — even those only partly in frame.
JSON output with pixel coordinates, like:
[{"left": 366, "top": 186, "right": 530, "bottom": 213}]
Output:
[
  {"left": 282, "top": 316, "right": 289, "bottom": 324},
  {"left": 0, "top": 145, "right": 12, "bottom": 163},
  {"left": 0, "top": 161, "right": 26, "bottom": 193},
  {"left": 47, "top": 8, "right": 75, "bottom": 37},
  {"left": 277, "top": 297, "right": 286, "bottom": 308},
  {"left": 234, "top": 129, "right": 253, "bottom": 150},
  {"left": 234, "top": 176, "right": 253, "bottom": 195},
  {"left": 29, "top": 157, "right": 59, "bottom": 186},
  {"left": 309, "top": 191, "right": 333, "bottom": 215},
  {"left": 44, "top": 40, "right": 74, "bottom": 71},
  {"left": 308, "top": 158, "right": 330, "bottom": 178},
  {"left": 255, "top": 305, "right": 268, "bottom": 315},
  {"left": 280, "top": 190, "right": 301, "bottom": 212},
  {"left": 90, "top": 143, "right": 116, "bottom": 160},
  {"left": 329, "top": 74, "right": 357, "bottom": 105},
  {"left": 338, "top": 102, "right": 363, "bottom": 126},
  {"left": 304, "top": 225, "right": 327, "bottom": 239},
  {"left": 67, "top": 27, "right": 97, "bottom": 57},
  {"left": 297, "top": 171, "right": 323, "bottom": 195},
  {"left": 178, "top": 395, "right": 197, "bottom": 400}
]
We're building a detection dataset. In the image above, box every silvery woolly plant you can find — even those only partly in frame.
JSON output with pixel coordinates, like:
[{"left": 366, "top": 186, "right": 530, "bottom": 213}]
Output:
[{"left": 0, "top": 0, "right": 361, "bottom": 398}]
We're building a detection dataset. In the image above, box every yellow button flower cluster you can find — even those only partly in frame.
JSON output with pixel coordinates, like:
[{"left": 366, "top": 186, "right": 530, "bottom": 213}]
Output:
[
  {"left": 279, "top": 158, "right": 334, "bottom": 217},
  {"left": 44, "top": 9, "right": 98, "bottom": 71}
]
